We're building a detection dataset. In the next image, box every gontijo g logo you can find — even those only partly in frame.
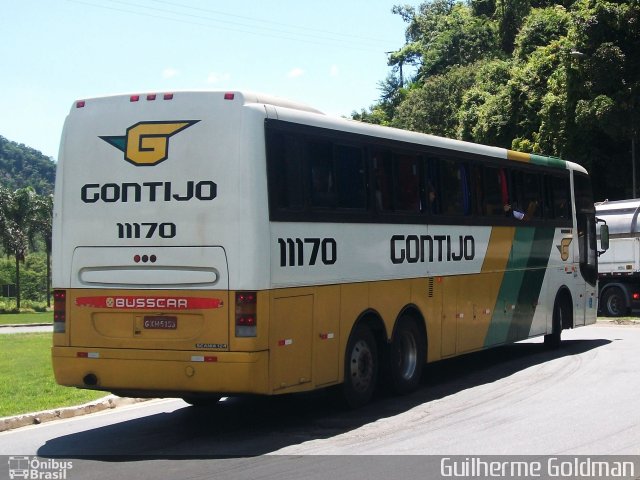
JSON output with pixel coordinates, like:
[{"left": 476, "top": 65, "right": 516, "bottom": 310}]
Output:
[{"left": 100, "top": 120, "right": 199, "bottom": 166}]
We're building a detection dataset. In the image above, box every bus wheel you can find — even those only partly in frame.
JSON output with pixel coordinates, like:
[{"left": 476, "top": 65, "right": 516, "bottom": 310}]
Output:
[
  {"left": 342, "top": 324, "right": 378, "bottom": 408},
  {"left": 544, "top": 295, "right": 569, "bottom": 349},
  {"left": 602, "top": 287, "right": 627, "bottom": 317},
  {"left": 388, "top": 315, "right": 425, "bottom": 394},
  {"left": 182, "top": 395, "right": 222, "bottom": 407}
]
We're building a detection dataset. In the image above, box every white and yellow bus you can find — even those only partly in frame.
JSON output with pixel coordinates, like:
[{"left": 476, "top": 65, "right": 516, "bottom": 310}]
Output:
[{"left": 52, "top": 91, "right": 601, "bottom": 407}]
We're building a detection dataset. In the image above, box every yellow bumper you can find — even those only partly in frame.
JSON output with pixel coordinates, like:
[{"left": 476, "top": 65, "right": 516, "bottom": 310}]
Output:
[{"left": 52, "top": 347, "right": 269, "bottom": 396}]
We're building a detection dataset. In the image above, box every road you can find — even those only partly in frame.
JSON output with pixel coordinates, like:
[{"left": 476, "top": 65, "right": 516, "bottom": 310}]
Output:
[{"left": 1, "top": 323, "right": 639, "bottom": 479}]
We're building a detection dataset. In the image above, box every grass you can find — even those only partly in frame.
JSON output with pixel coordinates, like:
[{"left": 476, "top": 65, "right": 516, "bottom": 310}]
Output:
[
  {"left": 0, "top": 311, "right": 52, "bottom": 326},
  {"left": 0, "top": 333, "right": 105, "bottom": 417}
]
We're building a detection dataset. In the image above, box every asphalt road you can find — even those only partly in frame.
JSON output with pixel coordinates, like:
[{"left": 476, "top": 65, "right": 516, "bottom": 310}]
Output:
[{"left": 1, "top": 323, "right": 638, "bottom": 479}]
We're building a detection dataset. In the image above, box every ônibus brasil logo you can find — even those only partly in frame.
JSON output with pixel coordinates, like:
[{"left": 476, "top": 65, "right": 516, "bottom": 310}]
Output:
[{"left": 100, "top": 120, "right": 199, "bottom": 166}]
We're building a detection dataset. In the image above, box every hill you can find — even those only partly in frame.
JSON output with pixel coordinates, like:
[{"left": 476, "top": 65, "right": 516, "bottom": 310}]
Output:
[{"left": 0, "top": 135, "right": 55, "bottom": 195}]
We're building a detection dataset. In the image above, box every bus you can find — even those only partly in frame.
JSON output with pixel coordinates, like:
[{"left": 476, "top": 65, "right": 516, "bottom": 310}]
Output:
[{"left": 52, "top": 91, "right": 602, "bottom": 408}]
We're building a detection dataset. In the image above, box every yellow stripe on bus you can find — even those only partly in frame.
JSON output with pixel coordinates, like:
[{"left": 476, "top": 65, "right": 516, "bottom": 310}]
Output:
[{"left": 507, "top": 150, "right": 531, "bottom": 163}]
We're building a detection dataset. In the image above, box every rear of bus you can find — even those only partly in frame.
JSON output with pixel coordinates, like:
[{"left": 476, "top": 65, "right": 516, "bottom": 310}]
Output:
[{"left": 52, "top": 91, "right": 273, "bottom": 399}]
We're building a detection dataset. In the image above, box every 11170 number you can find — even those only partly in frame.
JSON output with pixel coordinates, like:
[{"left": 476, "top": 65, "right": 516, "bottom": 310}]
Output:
[{"left": 278, "top": 237, "right": 337, "bottom": 267}]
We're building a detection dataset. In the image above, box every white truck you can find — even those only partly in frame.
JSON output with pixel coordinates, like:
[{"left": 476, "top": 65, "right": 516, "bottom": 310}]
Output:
[{"left": 596, "top": 198, "right": 640, "bottom": 316}]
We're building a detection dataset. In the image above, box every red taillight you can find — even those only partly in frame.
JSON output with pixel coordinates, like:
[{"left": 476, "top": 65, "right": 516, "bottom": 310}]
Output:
[
  {"left": 53, "top": 290, "right": 66, "bottom": 333},
  {"left": 146, "top": 94, "right": 157, "bottom": 101},
  {"left": 163, "top": 93, "right": 174, "bottom": 100},
  {"left": 633, "top": 293, "right": 640, "bottom": 300},
  {"left": 130, "top": 95, "right": 140, "bottom": 102},
  {"left": 235, "top": 291, "right": 257, "bottom": 337},
  {"left": 224, "top": 92, "right": 235, "bottom": 100},
  {"left": 76, "top": 100, "right": 85, "bottom": 108}
]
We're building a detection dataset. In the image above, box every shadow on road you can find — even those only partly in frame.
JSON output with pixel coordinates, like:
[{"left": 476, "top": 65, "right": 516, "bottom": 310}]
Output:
[{"left": 38, "top": 337, "right": 609, "bottom": 459}]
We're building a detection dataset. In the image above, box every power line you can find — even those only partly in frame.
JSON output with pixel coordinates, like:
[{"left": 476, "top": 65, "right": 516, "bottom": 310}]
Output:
[
  {"left": 68, "top": 0, "right": 398, "bottom": 53},
  {"left": 150, "top": 0, "right": 393, "bottom": 46}
]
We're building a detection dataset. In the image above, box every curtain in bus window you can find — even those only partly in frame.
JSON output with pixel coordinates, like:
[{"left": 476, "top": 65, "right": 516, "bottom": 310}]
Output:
[
  {"left": 335, "top": 145, "right": 366, "bottom": 210},
  {"left": 309, "top": 140, "right": 336, "bottom": 208}
]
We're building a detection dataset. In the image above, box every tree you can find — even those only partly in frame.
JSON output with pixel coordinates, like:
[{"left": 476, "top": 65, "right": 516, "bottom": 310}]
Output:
[
  {"left": 0, "top": 187, "right": 38, "bottom": 309},
  {"left": 32, "top": 194, "right": 53, "bottom": 307}
]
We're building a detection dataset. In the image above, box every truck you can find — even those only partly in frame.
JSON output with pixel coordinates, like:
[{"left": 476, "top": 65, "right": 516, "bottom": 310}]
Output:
[{"left": 596, "top": 198, "right": 640, "bottom": 316}]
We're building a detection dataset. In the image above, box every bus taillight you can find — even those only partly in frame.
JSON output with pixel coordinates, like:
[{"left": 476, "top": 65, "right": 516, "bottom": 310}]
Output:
[
  {"left": 235, "top": 291, "right": 257, "bottom": 337},
  {"left": 53, "top": 290, "right": 66, "bottom": 333}
]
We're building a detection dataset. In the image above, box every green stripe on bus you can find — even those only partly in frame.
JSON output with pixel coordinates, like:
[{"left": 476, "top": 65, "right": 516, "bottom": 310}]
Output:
[
  {"left": 484, "top": 227, "right": 556, "bottom": 346},
  {"left": 506, "top": 227, "right": 556, "bottom": 342},
  {"left": 529, "top": 154, "right": 567, "bottom": 169}
]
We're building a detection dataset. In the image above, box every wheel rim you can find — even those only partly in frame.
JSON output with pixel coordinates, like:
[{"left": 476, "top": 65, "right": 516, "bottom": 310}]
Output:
[
  {"left": 349, "top": 339, "right": 374, "bottom": 393},
  {"left": 396, "top": 330, "right": 418, "bottom": 381}
]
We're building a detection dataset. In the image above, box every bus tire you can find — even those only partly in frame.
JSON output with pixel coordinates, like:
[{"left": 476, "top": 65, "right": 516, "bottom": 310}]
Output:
[
  {"left": 342, "top": 323, "right": 378, "bottom": 408},
  {"left": 182, "top": 395, "right": 221, "bottom": 407},
  {"left": 544, "top": 294, "right": 569, "bottom": 349},
  {"left": 602, "top": 287, "right": 627, "bottom": 317},
  {"left": 388, "top": 315, "right": 425, "bottom": 395}
]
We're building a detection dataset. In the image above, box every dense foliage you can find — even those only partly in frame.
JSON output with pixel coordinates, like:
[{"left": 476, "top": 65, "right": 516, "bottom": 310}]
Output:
[
  {"left": 0, "top": 135, "right": 56, "bottom": 195},
  {"left": 354, "top": 0, "right": 640, "bottom": 201},
  {"left": 0, "top": 137, "right": 55, "bottom": 310}
]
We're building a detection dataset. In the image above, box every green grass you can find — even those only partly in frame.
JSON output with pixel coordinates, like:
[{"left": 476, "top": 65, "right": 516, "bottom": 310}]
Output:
[
  {"left": 0, "top": 312, "right": 52, "bottom": 326},
  {"left": 0, "top": 333, "right": 105, "bottom": 417}
]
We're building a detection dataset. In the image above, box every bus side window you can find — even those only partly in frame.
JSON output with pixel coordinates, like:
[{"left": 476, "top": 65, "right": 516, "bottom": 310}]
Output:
[
  {"left": 439, "top": 159, "right": 467, "bottom": 216},
  {"left": 471, "top": 164, "right": 483, "bottom": 216},
  {"left": 394, "top": 153, "right": 421, "bottom": 213},
  {"left": 482, "top": 166, "right": 505, "bottom": 216},
  {"left": 551, "top": 175, "right": 571, "bottom": 219},
  {"left": 268, "top": 132, "right": 305, "bottom": 211},
  {"left": 522, "top": 172, "right": 542, "bottom": 220},
  {"left": 425, "top": 157, "right": 441, "bottom": 215},
  {"left": 335, "top": 145, "right": 366, "bottom": 210},
  {"left": 372, "top": 149, "right": 394, "bottom": 211},
  {"left": 309, "top": 140, "right": 336, "bottom": 209}
]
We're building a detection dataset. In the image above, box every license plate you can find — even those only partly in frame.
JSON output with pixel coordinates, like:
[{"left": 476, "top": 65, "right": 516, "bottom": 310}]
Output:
[{"left": 143, "top": 316, "right": 178, "bottom": 330}]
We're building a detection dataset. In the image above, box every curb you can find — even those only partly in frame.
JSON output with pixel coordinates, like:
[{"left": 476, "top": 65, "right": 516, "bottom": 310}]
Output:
[
  {"left": 0, "top": 323, "right": 52, "bottom": 328},
  {"left": 0, "top": 396, "right": 150, "bottom": 432}
]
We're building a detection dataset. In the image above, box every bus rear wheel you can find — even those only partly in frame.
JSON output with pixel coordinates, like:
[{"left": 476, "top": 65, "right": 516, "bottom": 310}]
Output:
[
  {"left": 182, "top": 395, "right": 222, "bottom": 407},
  {"left": 388, "top": 315, "right": 425, "bottom": 394},
  {"left": 342, "top": 324, "right": 378, "bottom": 408}
]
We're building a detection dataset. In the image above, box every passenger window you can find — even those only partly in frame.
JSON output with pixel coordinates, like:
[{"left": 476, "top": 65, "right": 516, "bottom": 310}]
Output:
[
  {"left": 309, "top": 140, "right": 335, "bottom": 208},
  {"left": 335, "top": 145, "right": 366, "bottom": 210},
  {"left": 372, "top": 150, "right": 421, "bottom": 213},
  {"left": 483, "top": 167, "right": 506, "bottom": 216},
  {"left": 268, "top": 132, "right": 305, "bottom": 211},
  {"left": 372, "top": 149, "right": 393, "bottom": 211},
  {"left": 394, "top": 153, "right": 421, "bottom": 212},
  {"left": 550, "top": 175, "right": 571, "bottom": 219},
  {"left": 439, "top": 159, "right": 469, "bottom": 216}
]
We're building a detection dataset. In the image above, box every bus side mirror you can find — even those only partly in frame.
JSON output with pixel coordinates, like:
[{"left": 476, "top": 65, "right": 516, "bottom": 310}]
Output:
[{"left": 598, "top": 221, "right": 609, "bottom": 256}]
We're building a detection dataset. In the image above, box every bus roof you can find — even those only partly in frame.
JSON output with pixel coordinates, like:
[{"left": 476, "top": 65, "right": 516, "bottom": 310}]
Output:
[{"left": 71, "top": 89, "right": 585, "bottom": 173}]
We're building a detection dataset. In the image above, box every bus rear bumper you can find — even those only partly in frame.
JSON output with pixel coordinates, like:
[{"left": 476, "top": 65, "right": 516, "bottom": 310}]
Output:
[{"left": 52, "top": 347, "right": 269, "bottom": 396}]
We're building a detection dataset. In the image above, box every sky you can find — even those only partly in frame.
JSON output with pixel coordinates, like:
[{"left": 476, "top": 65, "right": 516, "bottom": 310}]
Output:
[{"left": 1, "top": 0, "right": 409, "bottom": 160}]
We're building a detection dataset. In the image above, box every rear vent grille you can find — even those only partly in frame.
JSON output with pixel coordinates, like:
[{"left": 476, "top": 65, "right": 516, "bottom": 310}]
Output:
[{"left": 428, "top": 278, "right": 435, "bottom": 298}]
